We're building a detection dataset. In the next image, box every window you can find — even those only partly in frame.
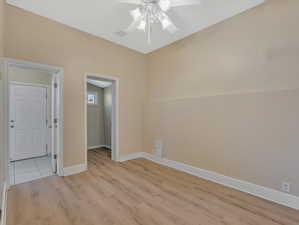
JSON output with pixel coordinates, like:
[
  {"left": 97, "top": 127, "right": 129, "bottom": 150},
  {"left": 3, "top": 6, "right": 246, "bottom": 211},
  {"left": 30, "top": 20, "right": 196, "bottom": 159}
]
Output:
[{"left": 87, "top": 92, "right": 97, "bottom": 104}]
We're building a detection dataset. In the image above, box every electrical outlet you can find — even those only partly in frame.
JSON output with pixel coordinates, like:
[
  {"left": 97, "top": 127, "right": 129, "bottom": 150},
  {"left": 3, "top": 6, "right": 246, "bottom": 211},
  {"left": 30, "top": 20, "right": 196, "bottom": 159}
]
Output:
[
  {"left": 154, "top": 140, "right": 163, "bottom": 158},
  {"left": 282, "top": 182, "right": 290, "bottom": 193}
]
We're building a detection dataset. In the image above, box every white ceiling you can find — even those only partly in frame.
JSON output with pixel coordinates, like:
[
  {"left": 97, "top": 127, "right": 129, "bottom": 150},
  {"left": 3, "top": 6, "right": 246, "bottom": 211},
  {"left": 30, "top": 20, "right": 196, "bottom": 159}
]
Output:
[
  {"left": 6, "top": 0, "right": 264, "bottom": 54},
  {"left": 87, "top": 79, "right": 112, "bottom": 88}
]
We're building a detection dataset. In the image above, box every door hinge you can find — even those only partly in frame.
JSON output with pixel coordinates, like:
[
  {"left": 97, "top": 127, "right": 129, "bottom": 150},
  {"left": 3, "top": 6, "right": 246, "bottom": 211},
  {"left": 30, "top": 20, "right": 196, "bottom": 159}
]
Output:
[
  {"left": 54, "top": 83, "right": 58, "bottom": 88},
  {"left": 54, "top": 118, "right": 58, "bottom": 128},
  {"left": 46, "top": 144, "right": 48, "bottom": 151},
  {"left": 53, "top": 154, "right": 57, "bottom": 159}
]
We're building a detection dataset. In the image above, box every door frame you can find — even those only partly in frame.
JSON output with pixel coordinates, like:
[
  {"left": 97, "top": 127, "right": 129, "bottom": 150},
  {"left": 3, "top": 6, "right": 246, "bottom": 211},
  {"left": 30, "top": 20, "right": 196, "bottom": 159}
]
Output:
[
  {"left": 84, "top": 73, "right": 119, "bottom": 167},
  {"left": 9, "top": 81, "right": 50, "bottom": 161},
  {"left": 3, "top": 58, "right": 64, "bottom": 188}
]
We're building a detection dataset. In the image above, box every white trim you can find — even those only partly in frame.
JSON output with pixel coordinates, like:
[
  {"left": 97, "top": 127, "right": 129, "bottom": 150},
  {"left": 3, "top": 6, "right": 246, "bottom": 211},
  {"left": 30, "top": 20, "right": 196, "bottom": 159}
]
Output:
[
  {"left": 120, "top": 152, "right": 299, "bottom": 211},
  {"left": 87, "top": 145, "right": 111, "bottom": 150},
  {"left": 118, "top": 152, "right": 144, "bottom": 162},
  {"left": 9, "top": 81, "right": 50, "bottom": 88},
  {"left": 4, "top": 58, "right": 61, "bottom": 73},
  {"left": 84, "top": 74, "right": 120, "bottom": 170},
  {"left": 63, "top": 164, "right": 87, "bottom": 176},
  {"left": 87, "top": 145, "right": 106, "bottom": 150},
  {"left": 54, "top": 71, "right": 64, "bottom": 176},
  {"left": 3, "top": 58, "right": 64, "bottom": 188},
  {"left": 0, "top": 182, "right": 8, "bottom": 225},
  {"left": 87, "top": 79, "right": 112, "bottom": 88},
  {"left": 9, "top": 82, "right": 50, "bottom": 90}
]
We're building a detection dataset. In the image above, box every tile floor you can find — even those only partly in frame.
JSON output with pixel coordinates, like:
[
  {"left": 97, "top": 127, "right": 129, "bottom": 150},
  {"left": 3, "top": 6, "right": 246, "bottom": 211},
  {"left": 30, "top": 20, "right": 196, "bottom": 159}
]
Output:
[{"left": 10, "top": 156, "right": 53, "bottom": 185}]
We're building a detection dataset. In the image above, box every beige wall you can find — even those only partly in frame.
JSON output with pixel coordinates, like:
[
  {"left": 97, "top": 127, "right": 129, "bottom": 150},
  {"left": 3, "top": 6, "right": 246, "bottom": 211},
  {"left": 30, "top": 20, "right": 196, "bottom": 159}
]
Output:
[
  {"left": 0, "top": 0, "right": 4, "bottom": 205},
  {"left": 87, "top": 84, "right": 105, "bottom": 148},
  {"left": 146, "top": 0, "right": 299, "bottom": 196},
  {"left": 0, "top": 0, "right": 3, "bottom": 57},
  {"left": 4, "top": 4, "right": 147, "bottom": 167}
]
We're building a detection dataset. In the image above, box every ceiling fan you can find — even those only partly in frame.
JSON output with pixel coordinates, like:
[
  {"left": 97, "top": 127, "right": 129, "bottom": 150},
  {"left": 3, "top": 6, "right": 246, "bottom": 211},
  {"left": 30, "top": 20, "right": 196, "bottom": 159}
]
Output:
[{"left": 118, "top": 0, "right": 200, "bottom": 43}]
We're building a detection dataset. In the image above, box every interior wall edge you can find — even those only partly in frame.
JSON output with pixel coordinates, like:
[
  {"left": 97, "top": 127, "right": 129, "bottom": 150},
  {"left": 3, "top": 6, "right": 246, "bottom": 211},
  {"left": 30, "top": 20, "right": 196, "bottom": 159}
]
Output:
[{"left": 0, "top": 181, "right": 7, "bottom": 225}]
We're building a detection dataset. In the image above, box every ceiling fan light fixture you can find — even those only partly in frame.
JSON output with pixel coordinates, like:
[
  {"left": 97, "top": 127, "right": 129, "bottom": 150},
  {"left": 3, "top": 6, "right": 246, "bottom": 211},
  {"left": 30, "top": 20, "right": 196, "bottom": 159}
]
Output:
[
  {"left": 121, "top": 0, "right": 200, "bottom": 43},
  {"left": 130, "top": 8, "right": 142, "bottom": 20},
  {"left": 159, "top": 0, "right": 171, "bottom": 11},
  {"left": 161, "top": 17, "right": 171, "bottom": 29},
  {"left": 137, "top": 20, "right": 146, "bottom": 31}
]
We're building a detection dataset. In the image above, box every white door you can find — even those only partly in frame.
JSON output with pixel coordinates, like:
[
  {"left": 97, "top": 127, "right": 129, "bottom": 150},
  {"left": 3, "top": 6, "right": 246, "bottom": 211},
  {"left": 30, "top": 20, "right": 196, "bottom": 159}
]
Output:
[{"left": 9, "top": 84, "right": 48, "bottom": 161}]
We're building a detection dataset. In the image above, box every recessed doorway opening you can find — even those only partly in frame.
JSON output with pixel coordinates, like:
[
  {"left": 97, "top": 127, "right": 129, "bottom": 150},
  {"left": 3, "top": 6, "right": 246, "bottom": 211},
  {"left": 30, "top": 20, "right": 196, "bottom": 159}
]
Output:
[
  {"left": 84, "top": 74, "right": 119, "bottom": 168},
  {"left": 3, "top": 59, "right": 64, "bottom": 187}
]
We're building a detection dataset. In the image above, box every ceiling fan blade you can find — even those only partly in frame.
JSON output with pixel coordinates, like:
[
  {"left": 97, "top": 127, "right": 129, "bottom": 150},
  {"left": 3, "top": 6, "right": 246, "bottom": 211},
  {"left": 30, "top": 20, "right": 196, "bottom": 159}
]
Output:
[
  {"left": 165, "top": 21, "right": 178, "bottom": 33},
  {"left": 171, "top": 0, "right": 201, "bottom": 7},
  {"left": 161, "top": 14, "right": 178, "bottom": 33},
  {"left": 118, "top": 0, "right": 142, "bottom": 5}
]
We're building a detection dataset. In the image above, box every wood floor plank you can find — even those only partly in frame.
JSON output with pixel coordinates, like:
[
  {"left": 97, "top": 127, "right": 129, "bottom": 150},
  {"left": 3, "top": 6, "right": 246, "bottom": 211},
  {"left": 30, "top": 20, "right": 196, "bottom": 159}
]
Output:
[{"left": 7, "top": 148, "right": 299, "bottom": 225}]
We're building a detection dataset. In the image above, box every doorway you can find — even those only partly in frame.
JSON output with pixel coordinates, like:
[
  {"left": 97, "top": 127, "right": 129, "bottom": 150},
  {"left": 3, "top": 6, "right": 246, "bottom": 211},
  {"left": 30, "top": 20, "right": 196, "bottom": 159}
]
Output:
[
  {"left": 84, "top": 74, "right": 119, "bottom": 168},
  {"left": 9, "top": 81, "right": 51, "bottom": 185},
  {"left": 3, "top": 59, "right": 64, "bottom": 186}
]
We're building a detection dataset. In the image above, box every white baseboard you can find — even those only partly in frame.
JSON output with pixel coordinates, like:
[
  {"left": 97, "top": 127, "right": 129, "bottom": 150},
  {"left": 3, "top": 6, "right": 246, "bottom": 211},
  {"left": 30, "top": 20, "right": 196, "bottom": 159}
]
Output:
[
  {"left": 120, "top": 152, "right": 299, "bottom": 210},
  {"left": 88, "top": 145, "right": 111, "bottom": 150},
  {"left": 88, "top": 145, "right": 105, "bottom": 150},
  {"left": 1, "top": 182, "right": 7, "bottom": 225},
  {"left": 63, "top": 164, "right": 87, "bottom": 176},
  {"left": 118, "top": 152, "right": 144, "bottom": 162}
]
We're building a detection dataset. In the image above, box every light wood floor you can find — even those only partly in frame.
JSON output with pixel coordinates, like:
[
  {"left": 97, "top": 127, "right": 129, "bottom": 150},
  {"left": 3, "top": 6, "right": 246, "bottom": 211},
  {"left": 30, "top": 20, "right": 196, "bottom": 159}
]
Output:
[{"left": 7, "top": 148, "right": 299, "bottom": 225}]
